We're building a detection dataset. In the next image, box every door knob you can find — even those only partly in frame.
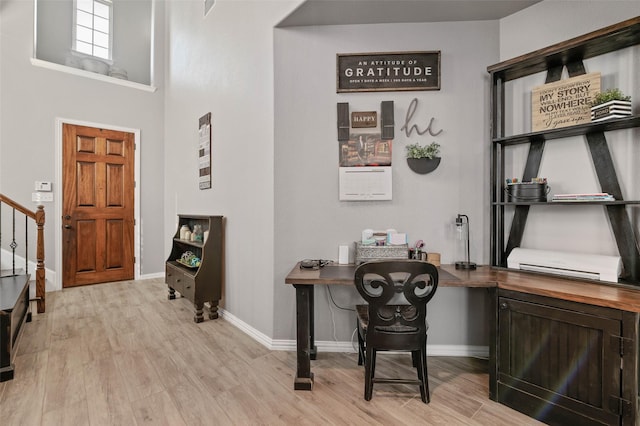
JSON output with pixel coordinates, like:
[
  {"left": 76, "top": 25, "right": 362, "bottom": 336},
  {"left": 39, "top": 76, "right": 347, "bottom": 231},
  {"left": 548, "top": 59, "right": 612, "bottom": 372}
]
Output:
[{"left": 64, "top": 225, "right": 71, "bottom": 229}]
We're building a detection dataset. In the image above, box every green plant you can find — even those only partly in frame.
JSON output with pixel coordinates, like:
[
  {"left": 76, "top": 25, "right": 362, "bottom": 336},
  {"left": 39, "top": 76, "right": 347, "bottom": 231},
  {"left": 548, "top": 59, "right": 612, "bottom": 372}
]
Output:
[
  {"left": 591, "top": 88, "right": 631, "bottom": 106},
  {"left": 406, "top": 142, "right": 440, "bottom": 159}
]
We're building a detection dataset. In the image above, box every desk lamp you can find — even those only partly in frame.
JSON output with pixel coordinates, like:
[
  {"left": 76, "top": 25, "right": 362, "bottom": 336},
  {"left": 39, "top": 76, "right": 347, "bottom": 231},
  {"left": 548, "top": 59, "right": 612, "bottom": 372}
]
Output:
[{"left": 455, "top": 214, "right": 476, "bottom": 270}]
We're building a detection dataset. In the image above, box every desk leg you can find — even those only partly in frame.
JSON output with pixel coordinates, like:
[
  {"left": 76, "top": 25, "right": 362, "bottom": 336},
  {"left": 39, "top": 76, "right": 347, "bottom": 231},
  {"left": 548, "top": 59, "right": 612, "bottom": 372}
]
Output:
[
  {"left": 309, "top": 285, "right": 317, "bottom": 360},
  {"left": 293, "top": 284, "right": 314, "bottom": 390},
  {"left": 488, "top": 286, "right": 498, "bottom": 401}
]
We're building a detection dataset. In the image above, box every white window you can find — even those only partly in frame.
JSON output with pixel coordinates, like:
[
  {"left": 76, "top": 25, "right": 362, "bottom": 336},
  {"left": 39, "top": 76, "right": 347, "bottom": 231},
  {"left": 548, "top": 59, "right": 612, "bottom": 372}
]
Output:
[{"left": 73, "top": 0, "right": 113, "bottom": 60}]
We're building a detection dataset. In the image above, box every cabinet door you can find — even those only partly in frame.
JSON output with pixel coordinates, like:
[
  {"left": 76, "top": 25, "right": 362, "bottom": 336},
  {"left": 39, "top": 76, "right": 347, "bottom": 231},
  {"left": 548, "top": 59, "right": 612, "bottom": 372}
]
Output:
[{"left": 498, "top": 296, "right": 621, "bottom": 425}]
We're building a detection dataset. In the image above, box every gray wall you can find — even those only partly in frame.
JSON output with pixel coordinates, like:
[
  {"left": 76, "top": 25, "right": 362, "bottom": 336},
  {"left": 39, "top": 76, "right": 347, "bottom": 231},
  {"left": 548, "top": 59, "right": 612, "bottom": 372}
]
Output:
[
  {"left": 0, "top": 0, "right": 165, "bottom": 284},
  {"left": 163, "top": 1, "right": 299, "bottom": 338},
  {"left": 273, "top": 21, "right": 498, "bottom": 348},
  {"left": 36, "top": 0, "right": 152, "bottom": 85}
]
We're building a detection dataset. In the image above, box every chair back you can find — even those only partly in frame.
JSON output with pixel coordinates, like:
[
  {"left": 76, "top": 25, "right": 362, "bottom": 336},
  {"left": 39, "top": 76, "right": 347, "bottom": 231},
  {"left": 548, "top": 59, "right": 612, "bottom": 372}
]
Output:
[{"left": 354, "top": 260, "right": 438, "bottom": 350}]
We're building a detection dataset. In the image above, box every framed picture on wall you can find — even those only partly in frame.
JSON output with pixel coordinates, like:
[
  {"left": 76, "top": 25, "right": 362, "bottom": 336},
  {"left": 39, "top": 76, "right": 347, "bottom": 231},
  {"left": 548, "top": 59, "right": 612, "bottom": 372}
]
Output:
[
  {"left": 198, "top": 112, "right": 212, "bottom": 190},
  {"left": 337, "top": 51, "right": 441, "bottom": 93}
]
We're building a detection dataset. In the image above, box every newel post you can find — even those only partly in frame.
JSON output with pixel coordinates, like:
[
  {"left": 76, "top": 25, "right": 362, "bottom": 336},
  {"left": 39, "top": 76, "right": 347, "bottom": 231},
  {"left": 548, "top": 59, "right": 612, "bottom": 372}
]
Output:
[{"left": 35, "top": 205, "right": 45, "bottom": 313}]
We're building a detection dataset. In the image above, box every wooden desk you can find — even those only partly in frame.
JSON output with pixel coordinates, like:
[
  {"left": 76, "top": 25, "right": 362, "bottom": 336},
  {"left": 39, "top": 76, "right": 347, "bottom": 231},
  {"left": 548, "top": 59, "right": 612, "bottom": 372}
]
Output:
[
  {"left": 286, "top": 261, "right": 640, "bottom": 424},
  {"left": 284, "top": 262, "right": 496, "bottom": 390}
]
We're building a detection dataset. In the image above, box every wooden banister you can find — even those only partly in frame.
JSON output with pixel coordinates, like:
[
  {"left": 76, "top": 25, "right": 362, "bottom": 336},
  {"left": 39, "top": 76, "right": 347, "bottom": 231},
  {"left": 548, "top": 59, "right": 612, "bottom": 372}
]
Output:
[
  {"left": 0, "top": 194, "right": 46, "bottom": 313},
  {"left": 0, "top": 194, "right": 37, "bottom": 219}
]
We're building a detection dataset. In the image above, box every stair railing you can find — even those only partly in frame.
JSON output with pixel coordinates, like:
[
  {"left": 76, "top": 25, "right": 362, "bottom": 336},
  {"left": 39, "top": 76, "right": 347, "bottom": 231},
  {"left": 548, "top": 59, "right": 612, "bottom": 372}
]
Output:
[{"left": 0, "top": 194, "right": 46, "bottom": 313}]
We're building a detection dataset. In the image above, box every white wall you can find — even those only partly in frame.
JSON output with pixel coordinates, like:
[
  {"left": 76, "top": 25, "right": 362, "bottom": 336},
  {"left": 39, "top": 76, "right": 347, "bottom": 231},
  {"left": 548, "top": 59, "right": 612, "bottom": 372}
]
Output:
[
  {"left": 0, "top": 0, "right": 166, "bottom": 286},
  {"left": 163, "top": 0, "right": 299, "bottom": 338},
  {"left": 499, "top": 1, "right": 640, "bottom": 258},
  {"left": 273, "top": 21, "right": 498, "bottom": 349}
]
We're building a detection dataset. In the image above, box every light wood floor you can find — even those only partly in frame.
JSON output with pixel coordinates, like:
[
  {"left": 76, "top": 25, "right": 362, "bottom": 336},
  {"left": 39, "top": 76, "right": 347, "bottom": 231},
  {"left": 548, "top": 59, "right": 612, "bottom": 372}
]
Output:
[{"left": 0, "top": 278, "right": 544, "bottom": 425}]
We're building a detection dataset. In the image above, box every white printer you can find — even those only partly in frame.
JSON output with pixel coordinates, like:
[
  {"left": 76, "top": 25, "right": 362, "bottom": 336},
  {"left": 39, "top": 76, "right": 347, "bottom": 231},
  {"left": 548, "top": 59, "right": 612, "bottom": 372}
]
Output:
[{"left": 507, "top": 248, "right": 622, "bottom": 283}]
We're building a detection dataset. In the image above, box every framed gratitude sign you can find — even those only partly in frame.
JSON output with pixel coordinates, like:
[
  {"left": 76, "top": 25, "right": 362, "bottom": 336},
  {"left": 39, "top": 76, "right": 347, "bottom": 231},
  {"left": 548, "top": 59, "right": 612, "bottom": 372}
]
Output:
[{"left": 337, "top": 51, "right": 441, "bottom": 93}]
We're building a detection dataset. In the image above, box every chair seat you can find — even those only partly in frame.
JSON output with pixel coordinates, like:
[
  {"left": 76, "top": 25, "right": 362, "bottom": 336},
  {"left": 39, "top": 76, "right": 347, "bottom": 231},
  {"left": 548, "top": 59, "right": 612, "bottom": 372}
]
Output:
[{"left": 356, "top": 304, "right": 427, "bottom": 333}]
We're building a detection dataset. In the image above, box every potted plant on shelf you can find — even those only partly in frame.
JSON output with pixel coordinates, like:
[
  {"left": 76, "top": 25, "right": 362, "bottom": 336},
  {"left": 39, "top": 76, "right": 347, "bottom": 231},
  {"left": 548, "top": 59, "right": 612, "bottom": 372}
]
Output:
[
  {"left": 591, "top": 88, "right": 632, "bottom": 123},
  {"left": 406, "top": 142, "right": 441, "bottom": 174}
]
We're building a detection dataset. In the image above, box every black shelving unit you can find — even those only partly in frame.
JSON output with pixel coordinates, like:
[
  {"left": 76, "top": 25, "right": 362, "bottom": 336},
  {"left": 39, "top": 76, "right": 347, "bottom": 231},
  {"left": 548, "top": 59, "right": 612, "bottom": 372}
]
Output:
[{"left": 488, "top": 16, "right": 640, "bottom": 284}]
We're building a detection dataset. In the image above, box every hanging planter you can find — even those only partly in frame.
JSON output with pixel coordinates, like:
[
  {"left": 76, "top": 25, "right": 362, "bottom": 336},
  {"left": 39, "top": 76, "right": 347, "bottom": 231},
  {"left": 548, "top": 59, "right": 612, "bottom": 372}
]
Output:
[
  {"left": 406, "top": 142, "right": 441, "bottom": 174},
  {"left": 407, "top": 157, "right": 441, "bottom": 174},
  {"left": 590, "top": 88, "right": 632, "bottom": 123}
]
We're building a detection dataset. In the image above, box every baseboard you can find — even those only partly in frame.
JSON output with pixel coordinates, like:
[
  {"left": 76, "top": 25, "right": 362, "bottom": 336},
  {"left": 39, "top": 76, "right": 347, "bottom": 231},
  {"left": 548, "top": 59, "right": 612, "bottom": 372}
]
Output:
[
  {"left": 139, "top": 271, "right": 165, "bottom": 280},
  {"left": 220, "top": 307, "right": 488, "bottom": 358},
  {"left": 1, "top": 248, "right": 57, "bottom": 293},
  {"left": 219, "top": 308, "right": 274, "bottom": 349}
]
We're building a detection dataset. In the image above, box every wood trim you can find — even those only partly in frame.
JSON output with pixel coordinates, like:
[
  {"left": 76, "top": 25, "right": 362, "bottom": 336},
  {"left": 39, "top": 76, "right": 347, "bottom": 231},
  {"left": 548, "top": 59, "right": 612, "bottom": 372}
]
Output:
[{"left": 0, "top": 195, "right": 36, "bottom": 220}]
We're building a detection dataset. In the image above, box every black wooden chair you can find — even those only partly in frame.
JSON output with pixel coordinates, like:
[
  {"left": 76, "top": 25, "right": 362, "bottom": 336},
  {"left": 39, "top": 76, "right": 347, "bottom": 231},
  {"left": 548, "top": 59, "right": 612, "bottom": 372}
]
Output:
[{"left": 355, "top": 260, "right": 439, "bottom": 403}]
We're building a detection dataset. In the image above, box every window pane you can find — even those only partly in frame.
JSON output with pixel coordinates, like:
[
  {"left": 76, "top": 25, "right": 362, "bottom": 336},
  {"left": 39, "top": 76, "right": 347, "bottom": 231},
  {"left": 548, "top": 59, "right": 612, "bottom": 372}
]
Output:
[
  {"left": 94, "top": 16, "right": 109, "bottom": 33},
  {"left": 93, "top": 31, "right": 109, "bottom": 48},
  {"left": 77, "top": 0, "right": 93, "bottom": 13},
  {"left": 76, "top": 41, "right": 93, "bottom": 55},
  {"left": 74, "top": 0, "right": 111, "bottom": 60},
  {"left": 76, "top": 26, "right": 93, "bottom": 44},
  {"left": 94, "top": 46, "right": 109, "bottom": 59},
  {"left": 77, "top": 10, "right": 92, "bottom": 28},
  {"left": 94, "top": 2, "right": 110, "bottom": 19}
]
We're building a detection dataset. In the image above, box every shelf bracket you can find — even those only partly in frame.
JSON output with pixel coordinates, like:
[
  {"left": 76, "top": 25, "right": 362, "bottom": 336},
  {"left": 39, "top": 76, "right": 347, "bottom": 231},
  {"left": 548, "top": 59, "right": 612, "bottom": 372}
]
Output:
[{"left": 586, "top": 132, "right": 640, "bottom": 282}]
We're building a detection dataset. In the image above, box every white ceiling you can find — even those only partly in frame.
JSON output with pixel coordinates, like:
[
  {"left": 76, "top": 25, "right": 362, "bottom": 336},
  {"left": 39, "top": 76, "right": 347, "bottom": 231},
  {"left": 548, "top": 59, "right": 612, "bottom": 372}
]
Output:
[{"left": 277, "top": 0, "right": 542, "bottom": 27}]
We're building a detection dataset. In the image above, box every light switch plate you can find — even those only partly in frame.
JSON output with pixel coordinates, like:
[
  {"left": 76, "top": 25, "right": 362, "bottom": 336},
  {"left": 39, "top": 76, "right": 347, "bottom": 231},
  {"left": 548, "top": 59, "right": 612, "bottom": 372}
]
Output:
[{"left": 32, "top": 192, "right": 53, "bottom": 202}]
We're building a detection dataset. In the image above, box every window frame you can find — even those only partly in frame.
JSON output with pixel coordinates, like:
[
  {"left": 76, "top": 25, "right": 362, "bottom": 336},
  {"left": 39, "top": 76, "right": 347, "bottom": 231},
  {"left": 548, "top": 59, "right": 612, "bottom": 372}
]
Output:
[{"left": 72, "top": 0, "right": 114, "bottom": 62}]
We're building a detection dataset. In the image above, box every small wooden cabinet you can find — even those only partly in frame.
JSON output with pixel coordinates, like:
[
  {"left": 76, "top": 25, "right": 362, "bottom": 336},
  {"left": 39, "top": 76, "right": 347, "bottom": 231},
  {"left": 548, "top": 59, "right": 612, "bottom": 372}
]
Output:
[
  {"left": 166, "top": 215, "right": 224, "bottom": 322},
  {"left": 496, "top": 288, "right": 638, "bottom": 425}
]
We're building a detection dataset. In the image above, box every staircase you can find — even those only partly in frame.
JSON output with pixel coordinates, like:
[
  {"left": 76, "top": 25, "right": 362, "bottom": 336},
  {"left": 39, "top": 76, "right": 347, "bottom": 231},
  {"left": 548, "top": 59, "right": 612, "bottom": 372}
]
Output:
[
  {"left": 0, "top": 194, "right": 46, "bottom": 313},
  {"left": 0, "top": 194, "right": 44, "bottom": 381}
]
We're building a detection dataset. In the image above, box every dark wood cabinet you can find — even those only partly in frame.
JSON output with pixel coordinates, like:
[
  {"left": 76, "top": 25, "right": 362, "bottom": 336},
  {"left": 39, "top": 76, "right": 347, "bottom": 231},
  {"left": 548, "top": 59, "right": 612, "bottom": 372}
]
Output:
[
  {"left": 166, "top": 215, "right": 224, "bottom": 322},
  {"left": 496, "top": 289, "right": 638, "bottom": 425},
  {"left": 487, "top": 17, "right": 640, "bottom": 284}
]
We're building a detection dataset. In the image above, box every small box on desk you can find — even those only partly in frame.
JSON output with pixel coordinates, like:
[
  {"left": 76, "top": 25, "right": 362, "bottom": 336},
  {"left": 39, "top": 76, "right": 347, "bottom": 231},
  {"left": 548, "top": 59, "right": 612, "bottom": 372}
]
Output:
[{"left": 355, "top": 242, "right": 409, "bottom": 264}]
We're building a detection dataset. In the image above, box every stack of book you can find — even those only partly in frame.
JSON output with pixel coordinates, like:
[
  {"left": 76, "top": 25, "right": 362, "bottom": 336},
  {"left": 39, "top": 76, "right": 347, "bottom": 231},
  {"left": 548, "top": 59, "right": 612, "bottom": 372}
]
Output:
[{"left": 551, "top": 193, "right": 615, "bottom": 202}]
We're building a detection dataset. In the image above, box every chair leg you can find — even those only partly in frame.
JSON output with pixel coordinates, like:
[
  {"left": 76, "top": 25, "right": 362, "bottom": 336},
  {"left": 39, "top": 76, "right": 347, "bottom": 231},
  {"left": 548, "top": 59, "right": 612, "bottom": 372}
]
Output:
[
  {"left": 357, "top": 327, "right": 365, "bottom": 366},
  {"left": 364, "top": 346, "right": 375, "bottom": 401},
  {"left": 418, "top": 347, "right": 430, "bottom": 403},
  {"left": 370, "top": 349, "right": 377, "bottom": 381}
]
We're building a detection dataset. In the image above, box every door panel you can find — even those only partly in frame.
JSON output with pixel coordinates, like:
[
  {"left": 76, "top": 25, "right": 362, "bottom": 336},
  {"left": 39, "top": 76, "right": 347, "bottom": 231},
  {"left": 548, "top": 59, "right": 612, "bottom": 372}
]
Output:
[
  {"left": 76, "top": 220, "right": 98, "bottom": 272},
  {"left": 63, "top": 124, "right": 134, "bottom": 287},
  {"left": 105, "top": 219, "right": 124, "bottom": 269}
]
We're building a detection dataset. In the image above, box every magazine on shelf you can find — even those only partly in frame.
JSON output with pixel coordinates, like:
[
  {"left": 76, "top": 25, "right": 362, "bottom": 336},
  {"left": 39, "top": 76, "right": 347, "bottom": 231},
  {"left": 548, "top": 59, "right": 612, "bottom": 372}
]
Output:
[{"left": 551, "top": 193, "right": 615, "bottom": 202}]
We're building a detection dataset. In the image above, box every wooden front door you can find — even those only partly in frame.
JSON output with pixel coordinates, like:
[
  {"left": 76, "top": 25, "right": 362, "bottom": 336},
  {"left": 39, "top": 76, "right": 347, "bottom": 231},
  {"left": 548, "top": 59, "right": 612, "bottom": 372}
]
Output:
[{"left": 62, "top": 124, "right": 135, "bottom": 287}]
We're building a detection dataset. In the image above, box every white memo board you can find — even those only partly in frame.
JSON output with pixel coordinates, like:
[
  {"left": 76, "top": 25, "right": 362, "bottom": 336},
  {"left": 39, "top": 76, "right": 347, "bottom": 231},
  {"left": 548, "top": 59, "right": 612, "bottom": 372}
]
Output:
[{"left": 339, "top": 166, "right": 392, "bottom": 201}]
